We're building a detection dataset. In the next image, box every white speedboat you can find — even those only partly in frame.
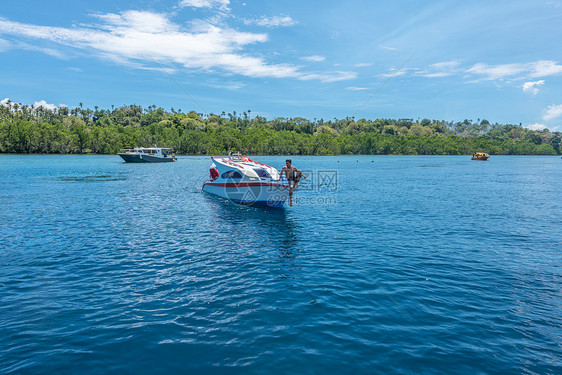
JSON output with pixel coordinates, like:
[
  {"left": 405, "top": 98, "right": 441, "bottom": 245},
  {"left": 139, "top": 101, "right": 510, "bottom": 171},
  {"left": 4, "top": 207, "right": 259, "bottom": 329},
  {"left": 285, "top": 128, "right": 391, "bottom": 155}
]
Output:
[
  {"left": 202, "top": 155, "right": 290, "bottom": 207},
  {"left": 118, "top": 147, "right": 177, "bottom": 163}
]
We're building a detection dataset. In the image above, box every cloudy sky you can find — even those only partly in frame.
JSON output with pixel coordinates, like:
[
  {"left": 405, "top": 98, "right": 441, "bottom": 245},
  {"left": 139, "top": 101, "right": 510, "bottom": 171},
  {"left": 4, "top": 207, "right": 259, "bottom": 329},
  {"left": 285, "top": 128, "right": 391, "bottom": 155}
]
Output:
[{"left": 1, "top": 0, "right": 561, "bottom": 129}]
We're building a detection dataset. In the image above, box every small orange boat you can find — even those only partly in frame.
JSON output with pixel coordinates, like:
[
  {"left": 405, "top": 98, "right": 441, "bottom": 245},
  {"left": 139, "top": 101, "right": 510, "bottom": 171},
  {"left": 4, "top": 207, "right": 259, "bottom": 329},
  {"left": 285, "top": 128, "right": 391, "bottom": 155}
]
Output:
[{"left": 471, "top": 152, "right": 489, "bottom": 160}]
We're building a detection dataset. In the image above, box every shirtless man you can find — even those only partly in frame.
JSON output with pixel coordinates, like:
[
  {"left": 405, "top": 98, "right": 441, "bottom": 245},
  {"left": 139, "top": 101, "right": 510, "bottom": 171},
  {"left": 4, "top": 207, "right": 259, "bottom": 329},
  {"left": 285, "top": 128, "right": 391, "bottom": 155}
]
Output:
[{"left": 280, "top": 159, "right": 305, "bottom": 206}]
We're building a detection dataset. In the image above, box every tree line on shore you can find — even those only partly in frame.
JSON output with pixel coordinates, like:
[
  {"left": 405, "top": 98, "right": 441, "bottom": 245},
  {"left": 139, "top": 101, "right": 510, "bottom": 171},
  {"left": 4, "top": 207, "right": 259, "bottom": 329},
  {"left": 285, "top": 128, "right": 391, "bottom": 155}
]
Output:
[{"left": 0, "top": 101, "right": 560, "bottom": 155}]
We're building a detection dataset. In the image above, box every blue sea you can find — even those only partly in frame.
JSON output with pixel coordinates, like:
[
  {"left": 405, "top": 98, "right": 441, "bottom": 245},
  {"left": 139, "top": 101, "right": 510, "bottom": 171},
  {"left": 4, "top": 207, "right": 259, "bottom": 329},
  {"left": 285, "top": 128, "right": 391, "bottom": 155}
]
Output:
[{"left": 1, "top": 155, "right": 561, "bottom": 374}]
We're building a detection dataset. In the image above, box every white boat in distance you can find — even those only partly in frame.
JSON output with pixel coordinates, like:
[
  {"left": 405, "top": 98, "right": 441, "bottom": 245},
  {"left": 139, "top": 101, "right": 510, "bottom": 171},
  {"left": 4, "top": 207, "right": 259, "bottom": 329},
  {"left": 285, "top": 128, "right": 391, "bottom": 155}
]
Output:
[
  {"left": 202, "top": 155, "right": 290, "bottom": 207},
  {"left": 118, "top": 147, "right": 177, "bottom": 163}
]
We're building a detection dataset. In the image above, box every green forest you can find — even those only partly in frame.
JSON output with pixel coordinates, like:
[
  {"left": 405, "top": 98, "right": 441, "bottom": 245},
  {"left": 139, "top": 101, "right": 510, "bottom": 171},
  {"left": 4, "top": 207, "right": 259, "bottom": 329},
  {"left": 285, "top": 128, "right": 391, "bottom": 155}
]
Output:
[{"left": 0, "top": 100, "right": 560, "bottom": 155}]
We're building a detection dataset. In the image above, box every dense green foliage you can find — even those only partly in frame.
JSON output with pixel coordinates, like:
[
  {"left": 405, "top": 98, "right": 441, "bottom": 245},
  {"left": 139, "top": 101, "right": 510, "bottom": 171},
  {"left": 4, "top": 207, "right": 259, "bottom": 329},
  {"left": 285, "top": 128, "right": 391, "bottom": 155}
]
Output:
[{"left": 0, "top": 101, "right": 560, "bottom": 155}]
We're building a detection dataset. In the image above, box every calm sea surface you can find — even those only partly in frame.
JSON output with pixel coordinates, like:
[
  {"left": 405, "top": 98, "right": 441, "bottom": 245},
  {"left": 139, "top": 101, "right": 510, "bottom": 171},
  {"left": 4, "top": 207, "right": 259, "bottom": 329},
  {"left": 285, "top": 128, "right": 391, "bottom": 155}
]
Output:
[{"left": 1, "top": 155, "right": 561, "bottom": 374}]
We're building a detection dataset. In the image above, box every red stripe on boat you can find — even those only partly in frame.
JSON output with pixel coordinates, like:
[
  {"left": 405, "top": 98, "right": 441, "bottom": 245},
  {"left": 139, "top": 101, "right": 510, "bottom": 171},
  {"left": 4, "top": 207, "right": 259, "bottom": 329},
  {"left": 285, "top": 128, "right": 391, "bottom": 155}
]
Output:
[{"left": 203, "top": 182, "right": 289, "bottom": 188}]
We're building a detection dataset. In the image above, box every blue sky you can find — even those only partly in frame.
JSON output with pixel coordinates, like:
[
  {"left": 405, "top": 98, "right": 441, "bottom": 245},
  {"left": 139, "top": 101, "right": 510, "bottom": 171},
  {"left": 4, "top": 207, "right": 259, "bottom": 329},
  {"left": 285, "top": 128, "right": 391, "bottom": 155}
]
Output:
[{"left": 1, "top": 0, "right": 562, "bottom": 130}]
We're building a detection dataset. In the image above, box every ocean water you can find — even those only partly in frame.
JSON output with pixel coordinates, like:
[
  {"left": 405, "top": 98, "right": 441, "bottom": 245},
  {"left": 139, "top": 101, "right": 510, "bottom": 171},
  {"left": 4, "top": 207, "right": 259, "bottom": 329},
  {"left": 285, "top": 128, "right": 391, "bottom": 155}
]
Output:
[{"left": 0, "top": 155, "right": 560, "bottom": 374}]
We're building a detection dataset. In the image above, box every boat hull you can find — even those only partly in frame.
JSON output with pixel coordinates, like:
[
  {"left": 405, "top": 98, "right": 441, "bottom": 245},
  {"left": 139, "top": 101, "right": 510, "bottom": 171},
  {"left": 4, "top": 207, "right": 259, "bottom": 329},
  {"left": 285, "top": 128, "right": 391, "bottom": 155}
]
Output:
[
  {"left": 118, "top": 154, "right": 176, "bottom": 163},
  {"left": 119, "top": 154, "right": 147, "bottom": 163},
  {"left": 202, "top": 181, "right": 290, "bottom": 208},
  {"left": 141, "top": 154, "right": 176, "bottom": 163}
]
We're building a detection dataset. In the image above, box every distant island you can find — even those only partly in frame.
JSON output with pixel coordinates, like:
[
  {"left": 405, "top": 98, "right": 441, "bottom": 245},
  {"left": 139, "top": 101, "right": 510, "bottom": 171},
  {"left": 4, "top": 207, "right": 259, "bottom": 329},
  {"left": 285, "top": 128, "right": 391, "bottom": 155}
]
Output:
[{"left": 0, "top": 101, "right": 559, "bottom": 155}]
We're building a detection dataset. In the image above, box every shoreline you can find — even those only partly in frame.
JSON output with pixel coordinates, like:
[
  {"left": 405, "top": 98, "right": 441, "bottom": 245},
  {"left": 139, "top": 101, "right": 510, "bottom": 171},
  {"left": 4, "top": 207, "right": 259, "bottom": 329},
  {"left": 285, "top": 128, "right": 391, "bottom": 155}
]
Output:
[{"left": 1, "top": 153, "right": 560, "bottom": 157}]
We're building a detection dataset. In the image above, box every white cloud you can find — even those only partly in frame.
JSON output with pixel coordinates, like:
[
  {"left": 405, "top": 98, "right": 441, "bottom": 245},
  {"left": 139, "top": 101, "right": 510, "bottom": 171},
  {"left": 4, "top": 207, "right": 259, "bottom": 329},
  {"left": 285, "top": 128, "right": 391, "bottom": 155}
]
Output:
[
  {"left": 525, "top": 123, "right": 548, "bottom": 131},
  {"left": 543, "top": 104, "right": 562, "bottom": 121},
  {"left": 207, "top": 81, "right": 245, "bottom": 90},
  {"left": 0, "top": 11, "right": 354, "bottom": 83},
  {"left": 430, "top": 61, "right": 460, "bottom": 70},
  {"left": 354, "top": 63, "right": 372, "bottom": 67},
  {"left": 301, "top": 55, "right": 325, "bottom": 62},
  {"left": 1, "top": 98, "right": 59, "bottom": 111},
  {"left": 346, "top": 87, "right": 368, "bottom": 91},
  {"left": 299, "top": 71, "right": 357, "bottom": 83},
  {"left": 530, "top": 60, "right": 562, "bottom": 77},
  {"left": 33, "top": 100, "right": 57, "bottom": 111},
  {"left": 418, "top": 60, "right": 461, "bottom": 78},
  {"left": 466, "top": 62, "right": 528, "bottom": 80},
  {"left": 466, "top": 60, "right": 562, "bottom": 81},
  {"left": 378, "top": 44, "right": 397, "bottom": 51},
  {"left": 17, "top": 42, "right": 67, "bottom": 59},
  {"left": 243, "top": 16, "right": 297, "bottom": 28},
  {"left": 179, "top": 0, "right": 230, "bottom": 11},
  {"left": 398, "top": 59, "right": 562, "bottom": 83},
  {"left": 420, "top": 72, "right": 453, "bottom": 78},
  {"left": 379, "top": 69, "right": 409, "bottom": 78},
  {"left": 522, "top": 80, "right": 545, "bottom": 95},
  {"left": 94, "top": 11, "right": 178, "bottom": 33}
]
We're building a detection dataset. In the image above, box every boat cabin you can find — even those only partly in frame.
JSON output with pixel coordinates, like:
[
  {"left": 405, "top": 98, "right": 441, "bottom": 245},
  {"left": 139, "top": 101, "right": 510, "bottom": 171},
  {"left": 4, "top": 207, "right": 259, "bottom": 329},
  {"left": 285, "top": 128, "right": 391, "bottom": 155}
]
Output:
[
  {"left": 209, "top": 156, "right": 280, "bottom": 182},
  {"left": 119, "top": 147, "right": 172, "bottom": 156}
]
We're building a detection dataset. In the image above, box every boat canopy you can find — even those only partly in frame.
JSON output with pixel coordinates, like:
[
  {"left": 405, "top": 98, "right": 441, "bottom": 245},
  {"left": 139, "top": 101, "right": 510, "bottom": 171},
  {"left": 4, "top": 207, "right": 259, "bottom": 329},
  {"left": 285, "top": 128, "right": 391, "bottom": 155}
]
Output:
[
  {"left": 119, "top": 147, "right": 172, "bottom": 153},
  {"left": 212, "top": 156, "right": 280, "bottom": 180}
]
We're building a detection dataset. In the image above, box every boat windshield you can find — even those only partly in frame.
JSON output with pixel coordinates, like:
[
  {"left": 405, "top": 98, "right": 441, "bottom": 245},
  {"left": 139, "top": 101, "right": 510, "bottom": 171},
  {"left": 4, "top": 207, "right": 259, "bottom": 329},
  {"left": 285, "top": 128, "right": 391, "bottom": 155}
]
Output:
[
  {"left": 254, "top": 169, "right": 271, "bottom": 179},
  {"left": 221, "top": 170, "right": 242, "bottom": 179},
  {"left": 138, "top": 149, "right": 158, "bottom": 154}
]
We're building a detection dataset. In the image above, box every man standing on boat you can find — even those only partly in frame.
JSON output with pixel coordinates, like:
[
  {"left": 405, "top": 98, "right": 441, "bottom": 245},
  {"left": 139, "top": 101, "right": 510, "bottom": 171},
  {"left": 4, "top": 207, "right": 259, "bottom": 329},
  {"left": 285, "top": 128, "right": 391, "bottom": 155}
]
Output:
[{"left": 280, "top": 159, "right": 305, "bottom": 206}]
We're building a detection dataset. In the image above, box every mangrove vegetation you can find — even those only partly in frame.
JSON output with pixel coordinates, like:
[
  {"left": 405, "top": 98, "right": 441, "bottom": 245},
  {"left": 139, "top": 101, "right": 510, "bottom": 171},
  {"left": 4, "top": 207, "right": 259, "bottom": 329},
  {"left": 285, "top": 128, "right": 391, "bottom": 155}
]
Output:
[{"left": 0, "top": 101, "right": 560, "bottom": 155}]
